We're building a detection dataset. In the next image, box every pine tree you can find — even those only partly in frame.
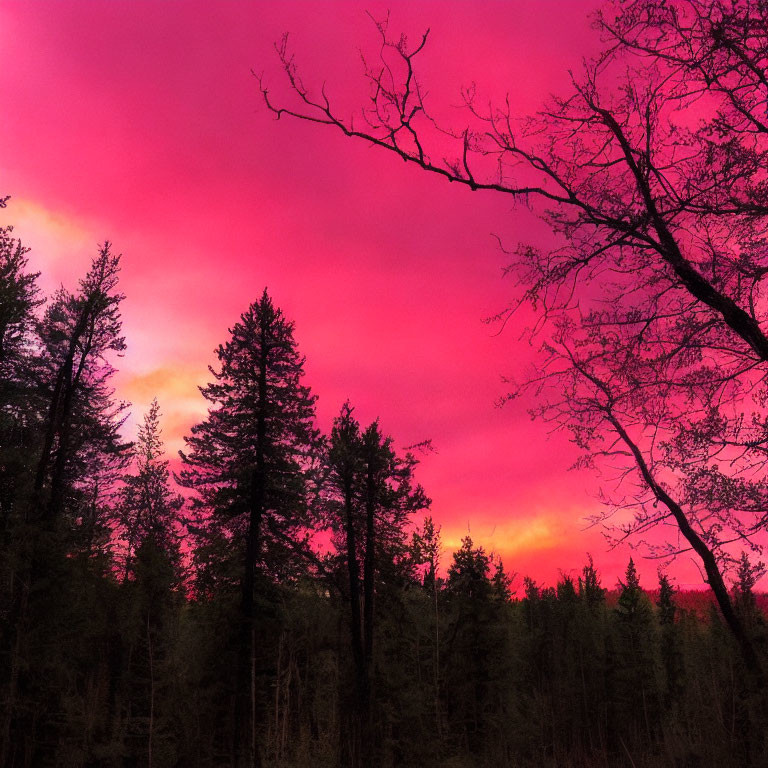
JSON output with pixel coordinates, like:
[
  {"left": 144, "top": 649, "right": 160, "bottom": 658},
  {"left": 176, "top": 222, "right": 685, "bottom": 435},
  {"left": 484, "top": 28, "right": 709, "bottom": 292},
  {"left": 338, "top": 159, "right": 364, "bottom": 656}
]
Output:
[
  {"left": 0, "top": 224, "right": 41, "bottom": 396},
  {"left": 179, "top": 289, "right": 319, "bottom": 768},
  {"left": 616, "top": 558, "right": 642, "bottom": 618},
  {"left": 492, "top": 557, "right": 513, "bottom": 602},
  {"left": 111, "top": 400, "right": 185, "bottom": 765},
  {"left": 119, "top": 398, "right": 183, "bottom": 579},
  {"left": 614, "top": 558, "right": 659, "bottom": 744},
  {"left": 410, "top": 515, "right": 443, "bottom": 739},
  {"left": 411, "top": 515, "right": 441, "bottom": 591},
  {"left": 2, "top": 243, "right": 129, "bottom": 768},
  {"left": 578, "top": 554, "right": 605, "bottom": 609},
  {"left": 33, "top": 243, "right": 128, "bottom": 527},
  {"left": 657, "top": 571, "right": 683, "bottom": 708},
  {"left": 447, "top": 536, "right": 491, "bottom": 601},
  {"left": 445, "top": 537, "right": 496, "bottom": 755},
  {"left": 0, "top": 222, "right": 42, "bottom": 570},
  {"left": 657, "top": 572, "right": 677, "bottom": 627},
  {"left": 733, "top": 552, "right": 760, "bottom": 624},
  {"left": 324, "top": 401, "right": 366, "bottom": 765},
  {"left": 323, "top": 402, "right": 428, "bottom": 766},
  {"left": 0, "top": 221, "right": 43, "bottom": 768}
]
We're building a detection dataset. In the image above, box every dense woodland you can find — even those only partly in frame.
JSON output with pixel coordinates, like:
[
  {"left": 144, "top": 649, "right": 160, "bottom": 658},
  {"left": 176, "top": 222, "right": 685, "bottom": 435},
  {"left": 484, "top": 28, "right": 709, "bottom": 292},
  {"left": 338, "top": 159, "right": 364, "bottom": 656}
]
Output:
[
  {"left": 1, "top": 217, "right": 767, "bottom": 768},
  {"left": 6, "top": 0, "right": 768, "bottom": 764}
]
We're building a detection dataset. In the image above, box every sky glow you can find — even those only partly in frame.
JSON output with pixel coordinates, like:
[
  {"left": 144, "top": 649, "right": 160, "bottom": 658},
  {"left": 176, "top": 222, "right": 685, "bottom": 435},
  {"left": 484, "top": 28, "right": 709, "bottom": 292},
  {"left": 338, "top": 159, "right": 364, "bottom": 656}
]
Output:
[{"left": 0, "top": 0, "right": 708, "bottom": 588}]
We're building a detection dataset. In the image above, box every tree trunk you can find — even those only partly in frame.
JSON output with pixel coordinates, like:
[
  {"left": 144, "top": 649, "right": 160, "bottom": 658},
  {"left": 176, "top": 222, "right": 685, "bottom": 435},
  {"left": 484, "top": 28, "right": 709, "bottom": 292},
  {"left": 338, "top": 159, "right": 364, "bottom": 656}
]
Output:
[
  {"left": 343, "top": 476, "right": 364, "bottom": 768},
  {"left": 147, "top": 610, "right": 155, "bottom": 768},
  {"left": 361, "top": 460, "right": 376, "bottom": 760},
  {"left": 236, "top": 313, "right": 270, "bottom": 768},
  {"left": 609, "top": 412, "right": 765, "bottom": 685}
]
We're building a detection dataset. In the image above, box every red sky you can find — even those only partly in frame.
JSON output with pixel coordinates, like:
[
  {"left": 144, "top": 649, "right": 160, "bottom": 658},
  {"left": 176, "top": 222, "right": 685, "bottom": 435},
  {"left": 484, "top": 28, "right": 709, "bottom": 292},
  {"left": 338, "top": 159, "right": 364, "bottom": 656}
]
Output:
[{"left": 0, "top": 1, "right": 710, "bottom": 589}]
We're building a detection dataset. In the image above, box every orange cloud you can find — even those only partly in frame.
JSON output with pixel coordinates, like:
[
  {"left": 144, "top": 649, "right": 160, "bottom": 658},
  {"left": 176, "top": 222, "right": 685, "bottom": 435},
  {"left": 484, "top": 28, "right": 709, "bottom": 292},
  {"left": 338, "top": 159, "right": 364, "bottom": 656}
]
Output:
[{"left": 118, "top": 366, "right": 208, "bottom": 456}]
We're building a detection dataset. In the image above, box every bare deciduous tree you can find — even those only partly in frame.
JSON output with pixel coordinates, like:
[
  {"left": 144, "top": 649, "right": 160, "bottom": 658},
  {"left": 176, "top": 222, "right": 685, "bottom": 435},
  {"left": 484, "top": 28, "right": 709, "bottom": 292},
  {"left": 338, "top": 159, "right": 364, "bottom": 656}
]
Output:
[{"left": 258, "top": 0, "right": 768, "bottom": 675}]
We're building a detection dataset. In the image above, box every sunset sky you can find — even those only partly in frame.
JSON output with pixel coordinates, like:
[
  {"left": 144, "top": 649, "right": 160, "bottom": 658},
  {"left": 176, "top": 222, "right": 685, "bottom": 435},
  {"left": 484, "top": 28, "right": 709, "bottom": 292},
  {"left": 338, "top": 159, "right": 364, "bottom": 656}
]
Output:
[{"left": 0, "top": 1, "right": 706, "bottom": 588}]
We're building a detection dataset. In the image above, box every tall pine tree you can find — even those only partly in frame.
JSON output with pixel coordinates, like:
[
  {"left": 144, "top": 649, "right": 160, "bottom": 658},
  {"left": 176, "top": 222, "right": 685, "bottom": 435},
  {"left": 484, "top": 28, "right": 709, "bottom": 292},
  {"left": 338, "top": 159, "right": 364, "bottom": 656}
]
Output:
[
  {"left": 116, "top": 399, "right": 184, "bottom": 766},
  {"left": 179, "top": 289, "right": 319, "bottom": 768},
  {"left": 324, "top": 402, "right": 428, "bottom": 766},
  {"left": 2, "top": 243, "right": 129, "bottom": 768}
]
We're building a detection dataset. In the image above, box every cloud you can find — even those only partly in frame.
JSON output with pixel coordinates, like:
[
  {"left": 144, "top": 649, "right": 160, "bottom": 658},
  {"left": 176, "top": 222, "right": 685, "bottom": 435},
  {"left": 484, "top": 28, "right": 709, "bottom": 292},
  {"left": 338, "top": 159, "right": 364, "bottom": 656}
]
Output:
[{"left": 1, "top": 0, "right": 676, "bottom": 588}]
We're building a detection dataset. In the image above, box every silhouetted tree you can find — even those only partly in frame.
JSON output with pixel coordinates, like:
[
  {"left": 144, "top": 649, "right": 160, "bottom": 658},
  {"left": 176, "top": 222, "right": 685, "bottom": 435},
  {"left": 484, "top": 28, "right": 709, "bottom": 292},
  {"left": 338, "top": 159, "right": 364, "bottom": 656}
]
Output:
[
  {"left": 410, "top": 515, "right": 443, "bottom": 738},
  {"left": 0, "top": 223, "right": 40, "bottom": 389},
  {"left": 2, "top": 242, "right": 129, "bottom": 768},
  {"left": 444, "top": 536, "right": 512, "bottom": 758},
  {"left": 579, "top": 554, "right": 606, "bottom": 608},
  {"left": 33, "top": 243, "right": 127, "bottom": 524},
  {"left": 613, "top": 558, "right": 659, "bottom": 741},
  {"left": 259, "top": 1, "right": 768, "bottom": 677},
  {"left": 0, "top": 220, "right": 43, "bottom": 767},
  {"left": 118, "top": 398, "right": 183, "bottom": 580},
  {"left": 491, "top": 557, "right": 513, "bottom": 602},
  {"left": 179, "top": 289, "right": 319, "bottom": 768},
  {"left": 323, "top": 401, "right": 428, "bottom": 765},
  {"left": 657, "top": 571, "right": 684, "bottom": 709},
  {"left": 0, "top": 220, "right": 42, "bottom": 567}
]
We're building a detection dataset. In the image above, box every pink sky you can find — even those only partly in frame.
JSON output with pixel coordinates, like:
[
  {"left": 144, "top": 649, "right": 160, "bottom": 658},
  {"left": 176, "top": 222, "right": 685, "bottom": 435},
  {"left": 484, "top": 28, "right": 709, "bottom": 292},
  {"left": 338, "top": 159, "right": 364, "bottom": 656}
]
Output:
[{"left": 0, "top": 1, "right": 710, "bottom": 589}]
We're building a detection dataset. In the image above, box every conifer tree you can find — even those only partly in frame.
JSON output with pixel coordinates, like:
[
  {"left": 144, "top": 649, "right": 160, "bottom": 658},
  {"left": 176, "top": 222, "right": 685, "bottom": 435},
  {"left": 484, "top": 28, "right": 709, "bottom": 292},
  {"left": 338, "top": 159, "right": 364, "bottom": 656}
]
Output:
[
  {"left": 578, "top": 554, "right": 606, "bottom": 609},
  {"left": 33, "top": 243, "right": 128, "bottom": 526},
  {"left": 657, "top": 571, "right": 683, "bottom": 708},
  {"left": 323, "top": 402, "right": 428, "bottom": 766},
  {"left": 113, "top": 400, "right": 185, "bottom": 766},
  {"left": 323, "top": 401, "right": 365, "bottom": 763},
  {"left": 179, "top": 289, "right": 319, "bottom": 768},
  {"left": 0, "top": 221, "right": 43, "bottom": 767},
  {"left": 614, "top": 558, "right": 659, "bottom": 742},
  {"left": 445, "top": 537, "right": 498, "bottom": 756},
  {"left": 492, "top": 557, "right": 513, "bottom": 602},
  {"left": 411, "top": 515, "right": 441, "bottom": 591},
  {"left": 733, "top": 552, "right": 760, "bottom": 625},
  {"left": 0, "top": 222, "right": 42, "bottom": 559},
  {"left": 447, "top": 536, "right": 491, "bottom": 601},
  {"left": 656, "top": 572, "right": 677, "bottom": 627},
  {"left": 615, "top": 558, "right": 643, "bottom": 619},
  {"left": 0, "top": 224, "right": 41, "bottom": 389},
  {"left": 119, "top": 398, "right": 183, "bottom": 579},
  {"left": 410, "top": 515, "right": 443, "bottom": 738},
  {"left": 2, "top": 243, "right": 129, "bottom": 768}
]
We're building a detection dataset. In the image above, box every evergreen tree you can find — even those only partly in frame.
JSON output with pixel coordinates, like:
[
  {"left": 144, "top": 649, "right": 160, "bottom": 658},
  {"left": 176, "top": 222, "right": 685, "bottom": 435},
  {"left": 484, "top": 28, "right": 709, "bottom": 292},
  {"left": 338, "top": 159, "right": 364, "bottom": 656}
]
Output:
[
  {"left": 0, "top": 221, "right": 42, "bottom": 576},
  {"left": 444, "top": 537, "right": 505, "bottom": 758},
  {"left": 613, "top": 558, "right": 659, "bottom": 744},
  {"left": 657, "top": 571, "right": 677, "bottom": 627},
  {"left": 657, "top": 571, "right": 684, "bottom": 709},
  {"left": 179, "top": 289, "right": 319, "bottom": 768},
  {"left": 32, "top": 243, "right": 128, "bottom": 525},
  {"left": 323, "top": 402, "right": 428, "bottom": 766},
  {"left": 119, "top": 398, "right": 183, "bottom": 579},
  {"left": 410, "top": 515, "right": 443, "bottom": 740},
  {"left": 0, "top": 224, "right": 41, "bottom": 397},
  {"left": 411, "top": 515, "right": 441, "bottom": 591},
  {"left": 2, "top": 243, "right": 129, "bottom": 768},
  {"left": 110, "top": 399, "right": 185, "bottom": 764},
  {"left": 578, "top": 554, "right": 605, "bottom": 609},
  {"left": 0, "top": 221, "right": 43, "bottom": 768},
  {"left": 733, "top": 552, "right": 761, "bottom": 627},
  {"left": 447, "top": 536, "right": 491, "bottom": 601},
  {"left": 492, "top": 557, "right": 513, "bottom": 602}
]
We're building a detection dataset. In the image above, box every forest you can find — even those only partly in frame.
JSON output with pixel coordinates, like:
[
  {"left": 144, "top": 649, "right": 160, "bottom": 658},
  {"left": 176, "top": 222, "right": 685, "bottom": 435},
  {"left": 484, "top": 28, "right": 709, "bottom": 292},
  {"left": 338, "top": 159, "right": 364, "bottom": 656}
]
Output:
[
  {"left": 3, "top": 0, "right": 768, "bottom": 766},
  {"left": 0, "top": 223, "right": 766, "bottom": 768}
]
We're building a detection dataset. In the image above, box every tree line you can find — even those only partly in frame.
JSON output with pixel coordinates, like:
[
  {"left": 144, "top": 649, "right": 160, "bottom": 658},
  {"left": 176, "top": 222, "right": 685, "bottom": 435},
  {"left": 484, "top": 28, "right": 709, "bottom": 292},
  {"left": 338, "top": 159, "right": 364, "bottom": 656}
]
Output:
[
  {"left": 1, "top": 210, "right": 767, "bottom": 767},
  {"left": 260, "top": 0, "right": 768, "bottom": 702}
]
